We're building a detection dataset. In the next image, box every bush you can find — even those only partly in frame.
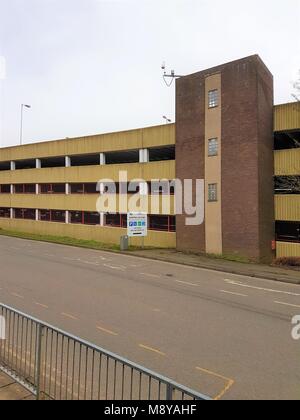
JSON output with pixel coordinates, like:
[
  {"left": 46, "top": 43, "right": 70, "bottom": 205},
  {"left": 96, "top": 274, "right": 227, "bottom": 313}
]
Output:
[{"left": 274, "top": 257, "right": 300, "bottom": 267}]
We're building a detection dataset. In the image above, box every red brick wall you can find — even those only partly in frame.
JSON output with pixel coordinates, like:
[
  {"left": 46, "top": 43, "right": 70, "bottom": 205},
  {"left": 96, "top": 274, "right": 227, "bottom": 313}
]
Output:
[
  {"left": 176, "top": 73, "right": 206, "bottom": 253},
  {"left": 175, "top": 55, "right": 274, "bottom": 262}
]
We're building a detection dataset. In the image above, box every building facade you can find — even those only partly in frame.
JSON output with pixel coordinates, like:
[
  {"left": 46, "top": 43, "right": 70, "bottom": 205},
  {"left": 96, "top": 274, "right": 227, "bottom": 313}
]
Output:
[
  {"left": 0, "top": 55, "right": 299, "bottom": 262},
  {"left": 274, "top": 102, "right": 300, "bottom": 257},
  {"left": 176, "top": 55, "right": 274, "bottom": 262}
]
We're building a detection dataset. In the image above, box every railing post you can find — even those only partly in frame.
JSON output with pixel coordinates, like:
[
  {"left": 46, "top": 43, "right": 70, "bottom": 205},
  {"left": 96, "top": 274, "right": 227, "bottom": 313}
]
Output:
[
  {"left": 36, "top": 323, "right": 45, "bottom": 400},
  {"left": 166, "top": 383, "right": 174, "bottom": 400}
]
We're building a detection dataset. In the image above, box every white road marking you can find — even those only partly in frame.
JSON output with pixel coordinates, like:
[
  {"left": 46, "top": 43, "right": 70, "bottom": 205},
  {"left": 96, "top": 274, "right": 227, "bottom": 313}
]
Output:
[
  {"left": 81, "top": 260, "right": 100, "bottom": 266},
  {"left": 274, "top": 301, "right": 300, "bottom": 309},
  {"left": 175, "top": 280, "right": 198, "bottom": 287},
  {"left": 225, "top": 279, "right": 300, "bottom": 297},
  {"left": 220, "top": 290, "right": 248, "bottom": 297},
  {"left": 63, "top": 257, "right": 78, "bottom": 261},
  {"left": 103, "top": 264, "right": 126, "bottom": 271},
  {"left": 91, "top": 256, "right": 109, "bottom": 262},
  {"left": 140, "top": 273, "right": 160, "bottom": 278}
]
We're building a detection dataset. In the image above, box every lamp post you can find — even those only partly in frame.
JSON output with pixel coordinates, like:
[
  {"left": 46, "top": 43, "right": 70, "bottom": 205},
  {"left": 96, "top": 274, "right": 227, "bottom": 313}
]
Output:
[
  {"left": 20, "top": 104, "right": 31, "bottom": 145},
  {"left": 163, "top": 115, "right": 171, "bottom": 124}
]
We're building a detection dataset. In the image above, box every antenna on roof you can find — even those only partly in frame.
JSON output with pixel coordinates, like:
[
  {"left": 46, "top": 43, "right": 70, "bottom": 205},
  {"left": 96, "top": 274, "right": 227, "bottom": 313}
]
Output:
[
  {"left": 161, "top": 61, "right": 184, "bottom": 87},
  {"left": 163, "top": 116, "right": 171, "bottom": 124}
]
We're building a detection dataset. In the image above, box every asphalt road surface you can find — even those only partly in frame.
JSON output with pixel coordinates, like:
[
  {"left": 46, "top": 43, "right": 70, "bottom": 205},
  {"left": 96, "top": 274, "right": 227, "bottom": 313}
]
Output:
[{"left": 0, "top": 235, "right": 299, "bottom": 400}]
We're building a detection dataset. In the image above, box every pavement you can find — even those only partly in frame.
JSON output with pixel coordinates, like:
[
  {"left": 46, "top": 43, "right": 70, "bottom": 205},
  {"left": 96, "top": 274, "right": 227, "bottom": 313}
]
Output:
[
  {"left": 128, "top": 249, "right": 300, "bottom": 285},
  {"left": 0, "top": 371, "right": 34, "bottom": 400},
  {"left": 0, "top": 235, "right": 300, "bottom": 400}
]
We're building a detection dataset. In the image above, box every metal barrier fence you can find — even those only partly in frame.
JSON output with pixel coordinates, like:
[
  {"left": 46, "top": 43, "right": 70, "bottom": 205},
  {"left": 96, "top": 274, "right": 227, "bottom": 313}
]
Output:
[{"left": 0, "top": 303, "right": 210, "bottom": 400}]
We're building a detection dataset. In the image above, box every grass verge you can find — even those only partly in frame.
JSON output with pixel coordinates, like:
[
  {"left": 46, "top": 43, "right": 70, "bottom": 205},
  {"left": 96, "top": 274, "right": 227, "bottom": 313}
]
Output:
[
  {"left": 0, "top": 228, "right": 125, "bottom": 252},
  {"left": 202, "top": 252, "right": 252, "bottom": 264}
]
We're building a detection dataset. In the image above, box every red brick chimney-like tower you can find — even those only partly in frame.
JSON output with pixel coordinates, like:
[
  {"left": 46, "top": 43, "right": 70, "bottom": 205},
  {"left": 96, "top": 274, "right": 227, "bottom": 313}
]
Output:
[{"left": 175, "top": 55, "right": 275, "bottom": 263}]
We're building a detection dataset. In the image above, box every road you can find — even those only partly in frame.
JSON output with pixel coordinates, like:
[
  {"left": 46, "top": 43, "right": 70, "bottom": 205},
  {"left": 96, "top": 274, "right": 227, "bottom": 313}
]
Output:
[{"left": 0, "top": 235, "right": 299, "bottom": 400}]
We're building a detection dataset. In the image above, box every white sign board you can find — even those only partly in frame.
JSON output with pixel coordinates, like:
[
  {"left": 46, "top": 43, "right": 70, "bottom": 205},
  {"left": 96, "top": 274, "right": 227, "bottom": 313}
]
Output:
[{"left": 127, "top": 213, "right": 148, "bottom": 238}]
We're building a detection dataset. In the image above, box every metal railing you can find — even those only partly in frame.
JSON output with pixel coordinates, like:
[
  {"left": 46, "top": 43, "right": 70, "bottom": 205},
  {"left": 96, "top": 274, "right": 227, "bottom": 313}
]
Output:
[{"left": 0, "top": 303, "right": 210, "bottom": 400}]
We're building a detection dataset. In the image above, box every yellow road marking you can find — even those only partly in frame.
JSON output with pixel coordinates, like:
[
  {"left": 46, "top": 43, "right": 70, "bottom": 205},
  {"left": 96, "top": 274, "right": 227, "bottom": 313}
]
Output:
[
  {"left": 196, "top": 367, "right": 235, "bottom": 400},
  {"left": 11, "top": 293, "right": 24, "bottom": 299},
  {"left": 34, "top": 302, "right": 49, "bottom": 309},
  {"left": 61, "top": 312, "right": 78, "bottom": 321},
  {"left": 96, "top": 326, "right": 118, "bottom": 336},
  {"left": 214, "top": 378, "right": 235, "bottom": 401},
  {"left": 139, "top": 344, "right": 166, "bottom": 356}
]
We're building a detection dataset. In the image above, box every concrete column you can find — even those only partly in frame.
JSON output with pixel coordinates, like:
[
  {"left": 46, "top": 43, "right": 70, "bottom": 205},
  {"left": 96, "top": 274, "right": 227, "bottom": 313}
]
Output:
[
  {"left": 100, "top": 153, "right": 106, "bottom": 165},
  {"left": 65, "top": 183, "right": 70, "bottom": 195},
  {"left": 100, "top": 213, "right": 105, "bottom": 227},
  {"left": 10, "top": 185, "right": 14, "bottom": 194},
  {"left": 36, "top": 184, "right": 39, "bottom": 195},
  {"left": 65, "top": 156, "right": 71, "bottom": 167},
  {"left": 35, "top": 209, "right": 39, "bottom": 221},
  {"left": 139, "top": 149, "right": 144, "bottom": 163},
  {"left": 143, "top": 149, "right": 149, "bottom": 163},
  {"left": 10, "top": 208, "right": 14, "bottom": 219},
  {"left": 10, "top": 161, "right": 15, "bottom": 171},
  {"left": 65, "top": 210, "right": 70, "bottom": 224},
  {"left": 36, "top": 158, "right": 41, "bottom": 169},
  {"left": 139, "top": 149, "right": 149, "bottom": 163}
]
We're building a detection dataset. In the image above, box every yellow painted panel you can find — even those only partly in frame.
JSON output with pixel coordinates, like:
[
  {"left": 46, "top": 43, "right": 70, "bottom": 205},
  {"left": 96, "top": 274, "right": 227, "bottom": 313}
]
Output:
[
  {"left": 275, "top": 195, "right": 300, "bottom": 221},
  {"left": 0, "top": 124, "right": 175, "bottom": 162},
  {"left": 0, "top": 194, "right": 175, "bottom": 215},
  {"left": 0, "top": 161, "right": 175, "bottom": 184},
  {"left": 205, "top": 73, "right": 222, "bottom": 255},
  {"left": 142, "top": 124, "right": 175, "bottom": 148},
  {"left": 0, "top": 218, "right": 176, "bottom": 248},
  {"left": 274, "top": 102, "right": 300, "bottom": 132},
  {"left": 0, "top": 195, "right": 11, "bottom": 207},
  {"left": 276, "top": 241, "right": 300, "bottom": 258},
  {"left": 274, "top": 149, "right": 300, "bottom": 176}
]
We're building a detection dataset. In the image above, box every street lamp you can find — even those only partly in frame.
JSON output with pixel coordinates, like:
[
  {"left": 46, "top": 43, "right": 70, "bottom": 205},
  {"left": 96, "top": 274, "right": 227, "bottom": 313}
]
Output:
[
  {"left": 163, "top": 115, "right": 171, "bottom": 124},
  {"left": 20, "top": 104, "right": 31, "bottom": 145}
]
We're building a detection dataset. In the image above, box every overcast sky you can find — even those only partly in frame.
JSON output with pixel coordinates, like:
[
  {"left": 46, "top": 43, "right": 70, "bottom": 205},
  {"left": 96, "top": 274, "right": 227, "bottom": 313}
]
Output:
[{"left": 0, "top": 0, "right": 299, "bottom": 148}]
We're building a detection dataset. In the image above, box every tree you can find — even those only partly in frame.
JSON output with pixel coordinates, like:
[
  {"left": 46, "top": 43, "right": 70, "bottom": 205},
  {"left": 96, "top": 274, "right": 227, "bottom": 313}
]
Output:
[{"left": 292, "top": 70, "right": 300, "bottom": 102}]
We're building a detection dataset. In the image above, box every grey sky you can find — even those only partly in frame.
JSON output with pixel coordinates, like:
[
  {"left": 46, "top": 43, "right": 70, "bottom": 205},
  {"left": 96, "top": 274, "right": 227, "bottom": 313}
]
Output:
[{"left": 0, "top": 0, "right": 299, "bottom": 148}]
